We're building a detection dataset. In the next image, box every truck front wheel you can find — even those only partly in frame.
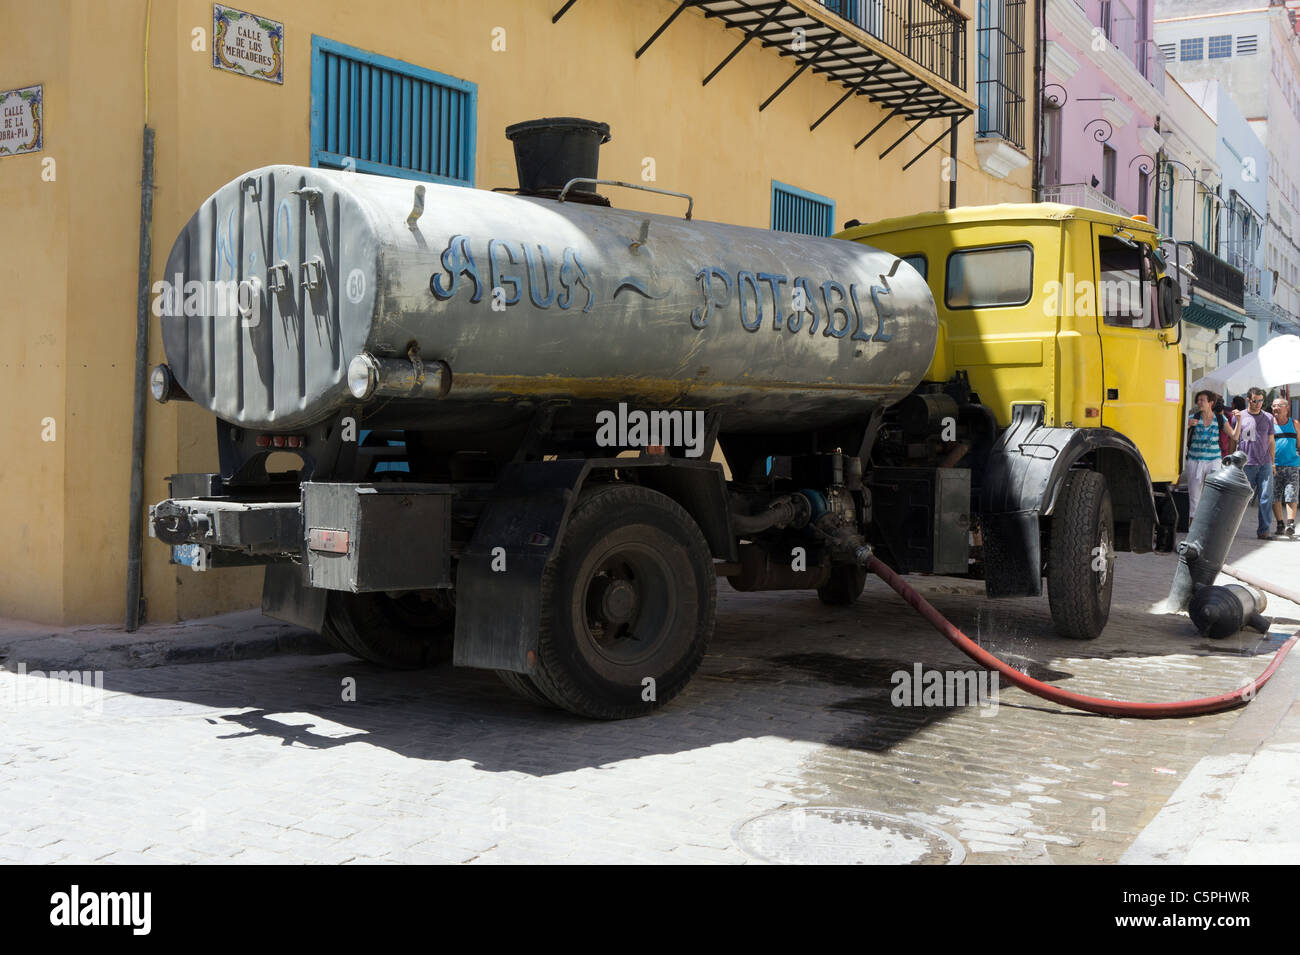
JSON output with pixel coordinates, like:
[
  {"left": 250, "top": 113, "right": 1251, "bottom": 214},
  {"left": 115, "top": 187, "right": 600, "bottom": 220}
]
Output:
[
  {"left": 525, "top": 484, "right": 716, "bottom": 719},
  {"left": 322, "top": 591, "right": 454, "bottom": 669},
  {"left": 817, "top": 564, "right": 867, "bottom": 605},
  {"left": 1047, "top": 470, "right": 1114, "bottom": 640}
]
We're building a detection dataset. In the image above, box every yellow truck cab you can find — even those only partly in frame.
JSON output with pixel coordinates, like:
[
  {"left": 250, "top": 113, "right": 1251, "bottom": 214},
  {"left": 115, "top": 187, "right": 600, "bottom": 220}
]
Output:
[{"left": 839, "top": 203, "right": 1185, "bottom": 639}]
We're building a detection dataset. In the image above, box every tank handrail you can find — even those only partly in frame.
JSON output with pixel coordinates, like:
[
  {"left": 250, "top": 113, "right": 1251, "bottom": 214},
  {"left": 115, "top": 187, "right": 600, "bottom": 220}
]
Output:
[{"left": 557, "top": 178, "right": 694, "bottom": 220}]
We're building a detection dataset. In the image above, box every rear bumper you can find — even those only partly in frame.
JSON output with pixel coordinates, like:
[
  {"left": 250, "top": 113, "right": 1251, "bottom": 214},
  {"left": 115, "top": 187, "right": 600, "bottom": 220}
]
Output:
[
  {"left": 149, "top": 474, "right": 453, "bottom": 592},
  {"left": 150, "top": 497, "right": 301, "bottom": 569}
]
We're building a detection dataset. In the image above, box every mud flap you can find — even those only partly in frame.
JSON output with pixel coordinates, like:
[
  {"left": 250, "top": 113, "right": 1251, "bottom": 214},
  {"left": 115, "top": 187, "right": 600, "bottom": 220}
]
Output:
[
  {"left": 982, "top": 403, "right": 1162, "bottom": 598},
  {"left": 982, "top": 512, "right": 1043, "bottom": 597},
  {"left": 452, "top": 456, "right": 734, "bottom": 673},
  {"left": 453, "top": 460, "right": 587, "bottom": 674},
  {"left": 262, "top": 562, "right": 327, "bottom": 632}
]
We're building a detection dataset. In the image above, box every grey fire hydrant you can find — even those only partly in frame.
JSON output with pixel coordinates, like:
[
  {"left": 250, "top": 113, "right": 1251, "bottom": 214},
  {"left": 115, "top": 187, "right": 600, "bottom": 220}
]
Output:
[{"left": 1166, "top": 451, "right": 1252, "bottom": 613}]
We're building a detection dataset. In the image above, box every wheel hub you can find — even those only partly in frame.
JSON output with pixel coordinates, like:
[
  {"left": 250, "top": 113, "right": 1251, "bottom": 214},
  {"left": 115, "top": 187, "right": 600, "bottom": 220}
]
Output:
[
  {"left": 590, "top": 576, "right": 639, "bottom": 625},
  {"left": 576, "top": 543, "right": 681, "bottom": 666},
  {"left": 1096, "top": 529, "right": 1113, "bottom": 588}
]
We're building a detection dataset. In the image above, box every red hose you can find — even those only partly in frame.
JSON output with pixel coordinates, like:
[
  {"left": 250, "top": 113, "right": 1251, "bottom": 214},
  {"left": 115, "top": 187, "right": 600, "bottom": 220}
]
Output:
[{"left": 866, "top": 556, "right": 1299, "bottom": 719}]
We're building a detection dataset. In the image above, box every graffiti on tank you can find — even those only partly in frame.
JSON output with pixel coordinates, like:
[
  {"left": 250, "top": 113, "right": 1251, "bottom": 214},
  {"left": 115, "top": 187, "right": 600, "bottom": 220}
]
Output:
[
  {"left": 691, "top": 266, "right": 895, "bottom": 345},
  {"left": 426, "top": 235, "right": 899, "bottom": 351},
  {"left": 430, "top": 234, "right": 595, "bottom": 313}
]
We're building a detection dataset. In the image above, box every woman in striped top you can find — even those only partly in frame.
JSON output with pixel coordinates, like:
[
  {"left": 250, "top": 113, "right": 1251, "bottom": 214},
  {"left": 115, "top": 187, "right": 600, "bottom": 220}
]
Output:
[{"left": 1186, "top": 390, "right": 1224, "bottom": 520}]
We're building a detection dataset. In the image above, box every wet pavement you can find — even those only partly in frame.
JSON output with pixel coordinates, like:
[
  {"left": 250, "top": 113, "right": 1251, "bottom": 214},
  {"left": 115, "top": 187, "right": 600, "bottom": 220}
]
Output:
[{"left": 1, "top": 524, "right": 1297, "bottom": 864}]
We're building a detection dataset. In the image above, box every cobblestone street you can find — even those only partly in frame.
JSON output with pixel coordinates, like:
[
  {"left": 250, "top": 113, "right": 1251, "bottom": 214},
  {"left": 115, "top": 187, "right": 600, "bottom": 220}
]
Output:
[{"left": 2, "top": 527, "right": 1297, "bottom": 864}]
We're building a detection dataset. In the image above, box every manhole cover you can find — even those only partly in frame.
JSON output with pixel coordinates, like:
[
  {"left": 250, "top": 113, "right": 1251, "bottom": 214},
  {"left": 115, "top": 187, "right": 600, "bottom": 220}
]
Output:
[{"left": 733, "top": 807, "right": 965, "bottom": 865}]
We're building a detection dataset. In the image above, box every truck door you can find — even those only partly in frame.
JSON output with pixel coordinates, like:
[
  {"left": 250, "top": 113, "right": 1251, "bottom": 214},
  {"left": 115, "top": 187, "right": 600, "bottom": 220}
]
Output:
[{"left": 1092, "top": 227, "right": 1184, "bottom": 483}]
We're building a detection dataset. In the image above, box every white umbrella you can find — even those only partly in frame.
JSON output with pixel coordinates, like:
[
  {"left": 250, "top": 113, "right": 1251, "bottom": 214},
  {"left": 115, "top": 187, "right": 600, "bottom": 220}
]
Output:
[{"left": 1190, "top": 334, "right": 1300, "bottom": 395}]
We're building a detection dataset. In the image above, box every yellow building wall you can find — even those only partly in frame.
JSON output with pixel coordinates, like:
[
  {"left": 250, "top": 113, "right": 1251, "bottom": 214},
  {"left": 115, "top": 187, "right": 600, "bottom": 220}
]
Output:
[
  {"left": 0, "top": 0, "right": 70, "bottom": 623},
  {"left": 1, "top": 0, "right": 1035, "bottom": 625}
]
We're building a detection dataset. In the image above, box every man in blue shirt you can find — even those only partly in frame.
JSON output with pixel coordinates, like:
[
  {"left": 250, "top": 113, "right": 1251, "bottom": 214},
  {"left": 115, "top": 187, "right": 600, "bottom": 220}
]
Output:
[
  {"left": 1239, "top": 388, "right": 1276, "bottom": 539},
  {"left": 1273, "top": 396, "right": 1299, "bottom": 537}
]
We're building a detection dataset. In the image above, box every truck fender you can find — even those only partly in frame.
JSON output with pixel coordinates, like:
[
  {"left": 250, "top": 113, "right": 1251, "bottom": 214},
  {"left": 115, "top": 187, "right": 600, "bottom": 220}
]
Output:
[
  {"left": 454, "top": 457, "right": 733, "bottom": 673},
  {"left": 981, "top": 403, "right": 1161, "bottom": 598}
]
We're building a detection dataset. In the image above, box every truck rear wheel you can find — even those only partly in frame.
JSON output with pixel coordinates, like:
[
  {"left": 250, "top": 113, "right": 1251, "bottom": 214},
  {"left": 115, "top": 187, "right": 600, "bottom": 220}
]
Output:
[
  {"left": 817, "top": 564, "right": 867, "bottom": 605},
  {"left": 1047, "top": 470, "right": 1114, "bottom": 640},
  {"left": 323, "top": 591, "right": 454, "bottom": 669},
  {"left": 526, "top": 484, "right": 715, "bottom": 720},
  {"left": 496, "top": 671, "right": 557, "bottom": 709}
]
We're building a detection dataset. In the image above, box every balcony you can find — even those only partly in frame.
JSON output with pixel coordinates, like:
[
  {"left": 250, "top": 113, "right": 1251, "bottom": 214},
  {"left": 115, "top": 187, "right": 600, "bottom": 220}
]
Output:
[
  {"left": 1096, "top": 0, "right": 1165, "bottom": 94},
  {"left": 620, "top": 0, "right": 975, "bottom": 166},
  {"left": 975, "top": 0, "right": 1027, "bottom": 148},
  {"left": 818, "top": 0, "right": 967, "bottom": 89},
  {"left": 1043, "top": 181, "right": 1130, "bottom": 217},
  {"left": 1138, "top": 39, "right": 1167, "bottom": 95},
  {"left": 1187, "top": 242, "right": 1245, "bottom": 309},
  {"left": 1226, "top": 250, "right": 1263, "bottom": 297}
]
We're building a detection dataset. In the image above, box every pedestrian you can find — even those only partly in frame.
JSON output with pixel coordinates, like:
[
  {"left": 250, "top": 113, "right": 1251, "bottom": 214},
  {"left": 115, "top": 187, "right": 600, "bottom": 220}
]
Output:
[
  {"left": 1273, "top": 396, "right": 1299, "bottom": 537},
  {"left": 1213, "top": 395, "right": 1239, "bottom": 456},
  {"left": 1185, "top": 391, "right": 1223, "bottom": 521},
  {"left": 1229, "top": 394, "right": 1247, "bottom": 428},
  {"left": 1238, "top": 387, "right": 1276, "bottom": 539}
]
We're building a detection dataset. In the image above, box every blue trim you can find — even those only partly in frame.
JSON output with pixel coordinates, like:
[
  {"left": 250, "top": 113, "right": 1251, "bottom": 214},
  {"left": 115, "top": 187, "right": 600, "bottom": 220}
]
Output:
[
  {"left": 309, "top": 35, "right": 476, "bottom": 186},
  {"left": 311, "top": 36, "right": 475, "bottom": 95},
  {"left": 313, "top": 152, "right": 473, "bottom": 187},
  {"left": 770, "top": 180, "right": 836, "bottom": 237}
]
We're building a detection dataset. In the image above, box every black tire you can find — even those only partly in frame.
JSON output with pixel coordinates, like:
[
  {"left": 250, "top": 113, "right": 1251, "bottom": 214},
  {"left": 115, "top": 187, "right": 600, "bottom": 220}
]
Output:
[
  {"left": 496, "top": 670, "right": 558, "bottom": 709},
  {"left": 527, "top": 484, "right": 716, "bottom": 720},
  {"left": 323, "top": 590, "right": 454, "bottom": 669},
  {"left": 1047, "top": 469, "right": 1114, "bottom": 640},
  {"left": 317, "top": 618, "right": 357, "bottom": 655},
  {"left": 817, "top": 564, "right": 868, "bottom": 606}
]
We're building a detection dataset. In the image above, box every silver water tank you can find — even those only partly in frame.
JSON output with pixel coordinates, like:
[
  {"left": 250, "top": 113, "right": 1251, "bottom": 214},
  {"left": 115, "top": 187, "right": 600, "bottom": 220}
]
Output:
[{"left": 158, "top": 165, "right": 937, "bottom": 432}]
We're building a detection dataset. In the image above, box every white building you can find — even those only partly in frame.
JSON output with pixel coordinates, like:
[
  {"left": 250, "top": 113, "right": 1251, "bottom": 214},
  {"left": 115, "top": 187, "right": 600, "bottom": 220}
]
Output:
[
  {"left": 1158, "top": 75, "right": 1232, "bottom": 389},
  {"left": 1156, "top": 0, "right": 1300, "bottom": 338}
]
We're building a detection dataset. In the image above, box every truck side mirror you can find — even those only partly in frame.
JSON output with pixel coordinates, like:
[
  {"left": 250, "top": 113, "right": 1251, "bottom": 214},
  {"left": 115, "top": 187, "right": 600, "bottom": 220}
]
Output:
[{"left": 1158, "top": 275, "right": 1182, "bottom": 329}]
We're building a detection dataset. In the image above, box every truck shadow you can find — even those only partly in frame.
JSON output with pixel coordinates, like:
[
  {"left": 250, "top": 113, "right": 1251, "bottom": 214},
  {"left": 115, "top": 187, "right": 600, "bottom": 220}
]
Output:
[{"left": 72, "top": 571, "right": 1292, "bottom": 777}]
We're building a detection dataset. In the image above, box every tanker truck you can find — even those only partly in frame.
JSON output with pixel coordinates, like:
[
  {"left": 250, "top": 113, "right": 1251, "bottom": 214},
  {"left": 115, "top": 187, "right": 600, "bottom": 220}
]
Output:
[{"left": 148, "top": 119, "right": 1185, "bottom": 719}]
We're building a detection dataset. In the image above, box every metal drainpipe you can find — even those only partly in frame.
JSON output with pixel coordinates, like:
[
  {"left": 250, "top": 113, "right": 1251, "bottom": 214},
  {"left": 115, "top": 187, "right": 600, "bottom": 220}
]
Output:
[
  {"left": 948, "top": 117, "right": 958, "bottom": 209},
  {"left": 1032, "top": 0, "right": 1044, "bottom": 201},
  {"left": 125, "top": 125, "right": 155, "bottom": 631}
]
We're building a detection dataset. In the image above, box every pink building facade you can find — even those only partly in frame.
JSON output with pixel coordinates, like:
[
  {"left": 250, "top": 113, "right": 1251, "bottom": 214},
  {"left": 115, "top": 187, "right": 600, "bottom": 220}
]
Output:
[{"left": 1041, "top": 0, "right": 1167, "bottom": 216}]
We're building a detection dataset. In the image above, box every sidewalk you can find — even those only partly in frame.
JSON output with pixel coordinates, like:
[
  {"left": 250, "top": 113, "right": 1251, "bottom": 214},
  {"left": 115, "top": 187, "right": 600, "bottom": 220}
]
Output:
[
  {"left": 1121, "top": 650, "right": 1300, "bottom": 864},
  {"left": 0, "top": 609, "right": 327, "bottom": 673},
  {"left": 1118, "top": 512, "right": 1300, "bottom": 864}
]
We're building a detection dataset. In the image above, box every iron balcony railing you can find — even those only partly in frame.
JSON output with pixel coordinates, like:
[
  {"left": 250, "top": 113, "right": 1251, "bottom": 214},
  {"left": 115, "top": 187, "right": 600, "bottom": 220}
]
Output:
[
  {"left": 976, "top": 0, "right": 1026, "bottom": 147},
  {"left": 1189, "top": 242, "right": 1245, "bottom": 308},
  {"left": 819, "top": 0, "right": 968, "bottom": 90},
  {"left": 1043, "top": 182, "right": 1130, "bottom": 218},
  {"left": 1139, "top": 39, "right": 1167, "bottom": 95},
  {"left": 977, "top": 77, "right": 1025, "bottom": 145},
  {"left": 1226, "top": 249, "right": 1263, "bottom": 297}
]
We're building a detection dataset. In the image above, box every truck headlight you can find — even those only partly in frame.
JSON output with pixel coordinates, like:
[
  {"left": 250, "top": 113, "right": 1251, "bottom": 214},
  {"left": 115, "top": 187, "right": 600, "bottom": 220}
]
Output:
[{"left": 150, "top": 364, "right": 190, "bottom": 403}]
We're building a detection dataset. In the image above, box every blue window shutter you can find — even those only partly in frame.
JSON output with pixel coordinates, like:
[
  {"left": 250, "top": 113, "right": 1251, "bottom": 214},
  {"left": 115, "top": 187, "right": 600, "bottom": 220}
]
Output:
[
  {"left": 977, "top": 0, "right": 991, "bottom": 133},
  {"left": 771, "top": 181, "right": 835, "bottom": 237},
  {"left": 310, "top": 35, "right": 476, "bottom": 186}
]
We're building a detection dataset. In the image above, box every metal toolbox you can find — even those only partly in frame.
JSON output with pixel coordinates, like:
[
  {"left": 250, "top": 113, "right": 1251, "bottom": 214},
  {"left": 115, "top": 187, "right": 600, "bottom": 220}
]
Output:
[{"left": 301, "top": 482, "right": 453, "bottom": 592}]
